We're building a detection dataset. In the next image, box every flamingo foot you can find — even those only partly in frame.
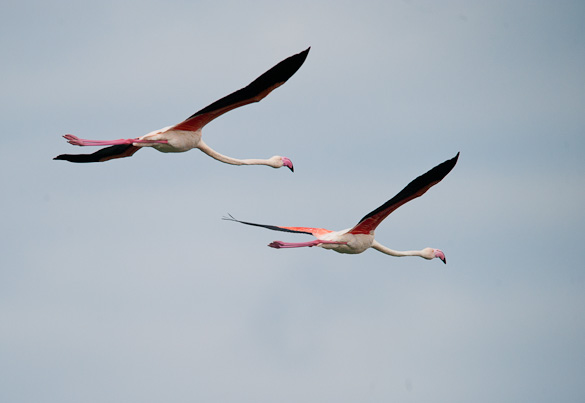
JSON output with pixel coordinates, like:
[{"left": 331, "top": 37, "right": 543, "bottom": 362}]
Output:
[
  {"left": 269, "top": 240, "right": 320, "bottom": 249},
  {"left": 268, "top": 240, "right": 348, "bottom": 249},
  {"left": 62, "top": 134, "right": 168, "bottom": 147},
  {"left": 63, "top": 134, "right": 87, "bottom": 146},
  {"left": 63, "top": 134, "right": 136, "bottom": 146}
]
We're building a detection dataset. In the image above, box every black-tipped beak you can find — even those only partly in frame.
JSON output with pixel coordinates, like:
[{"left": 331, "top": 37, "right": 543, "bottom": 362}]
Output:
[
  {"left": 282, "top": 157, "right": 294, "bottom": 172},
  {"left": 434, "top": 250, "right": 446, "bottom": 264}
]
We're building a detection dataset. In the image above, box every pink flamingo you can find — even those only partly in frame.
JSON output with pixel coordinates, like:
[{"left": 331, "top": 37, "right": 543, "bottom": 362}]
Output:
[
  {"left": 224, "top": 153, "right": 459, "bottom": 263},
  {"left": 54, "top": 48, "right": 310, "bottom": 170}
]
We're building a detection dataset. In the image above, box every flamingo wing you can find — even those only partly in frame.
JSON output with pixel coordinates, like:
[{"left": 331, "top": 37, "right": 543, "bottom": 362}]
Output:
[
  {"left": 170, "top": 47, "right": 310, "bottom": 132},
  {"left": 53, "top": 144, "right": 140, "bottom": 163},
  {"left": 349, "top": 152, "right": 460, "bottom": 235},
  {"left": 223, "top": 214, "right": 330, "bottom": 237}
]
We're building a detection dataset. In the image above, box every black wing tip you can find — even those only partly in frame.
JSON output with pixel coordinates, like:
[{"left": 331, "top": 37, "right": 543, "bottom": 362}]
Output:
[
  {"left": 278, "top": 46, "right": 311, "bottom": 79},
  {"left": 355, "top": 152, "right": 460, "bottom": 226},
  {"left": 293, "top": 47, "right": 311, "bottom": 66},
  {"left": 183, "top": 47, "right": 311, "bottom": 122},
  {"left": 222, "top": 213, "right": 238, "bottom": 222},
  {"left": 53, "top": 154, "right": 94, "bottom": 163},
  {"left": 222, "top": 214, "right": 251, "bottom": 226},
  {"left": 53, "top": 144, "right": 137, "bottom": 163},
  {"left": 290, "top": 47, "right": 310, "bottom": 60},
  {"left": 52, "top": 153, "right": 101, "bottom": 163},
  {"left": 441, "top": 151, "right": 460, "bottom": 175},
  {"left": 442, "top": 151, "right": 460, "bottom": 166},
  {"left": 222, "top": 214, "right": 312, "bottom": 235},
  {"left": 422, "top": 151, "right": 460, "bottom": 184}
]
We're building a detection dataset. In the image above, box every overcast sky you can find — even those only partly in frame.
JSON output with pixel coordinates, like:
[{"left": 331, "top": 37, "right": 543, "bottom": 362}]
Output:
[{"left": 1, "top": 1, "right": 584, "bottom": 402}]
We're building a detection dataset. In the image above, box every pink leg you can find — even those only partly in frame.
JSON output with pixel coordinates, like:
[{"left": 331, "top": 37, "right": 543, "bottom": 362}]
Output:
[
  {"left": 268, "top": 240, "right": 347, "bottom": 249},
  {"left": 63, "top": 134, "right": 168, "bottom": 146}
]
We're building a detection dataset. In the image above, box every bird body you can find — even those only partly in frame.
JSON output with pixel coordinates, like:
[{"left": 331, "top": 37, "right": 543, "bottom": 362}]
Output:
[
  {"left": 225, "top": 152, "right": 459, "bottom": 263},
  {"left": 144, "top": 128, "right": 198, "bottom": 153},
  {"left": 318, "top": 230, "right": 374, "bottom": 254},
  {"left": 54, "top": 48, "right": 310, "bottom": 171}
]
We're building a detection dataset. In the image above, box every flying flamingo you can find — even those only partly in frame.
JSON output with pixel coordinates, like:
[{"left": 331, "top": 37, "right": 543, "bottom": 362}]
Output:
[
  {"left": 224, "top": 153, "right": 459, "bottom": 263},
  {"left": 53, "top": 48, "right": 310, "bottom": 171}
]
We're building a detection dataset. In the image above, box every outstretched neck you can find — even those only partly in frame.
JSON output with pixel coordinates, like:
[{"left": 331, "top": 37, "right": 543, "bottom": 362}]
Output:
[
  {"left": 196, "top": 139, "right": 277, "bottom": 167},
  {"left": 371, "top": 240, "right": 428, "bottom": 258}
]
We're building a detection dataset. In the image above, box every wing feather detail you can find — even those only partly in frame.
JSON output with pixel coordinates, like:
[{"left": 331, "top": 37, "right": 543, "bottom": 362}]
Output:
[
  {"left": 170, "top": 47, "right": 310, "bottom": 132},
  {"left": 53, "top": 144, "right": 140, "bottom": 163},
  {"left": 349, "top": 153, "right": 460, "bottom": 235},
  {"left": 222, "top": 214, "right": 328, "bottom": 236}
]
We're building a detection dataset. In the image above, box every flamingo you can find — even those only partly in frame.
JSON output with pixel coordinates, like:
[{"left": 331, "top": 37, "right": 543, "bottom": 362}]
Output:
[
  {"left": 224, "top": 153, "right": 459, "bottom": 263},
  {"left": 53, "top": 48, "right": 310, "bottom": 171}
]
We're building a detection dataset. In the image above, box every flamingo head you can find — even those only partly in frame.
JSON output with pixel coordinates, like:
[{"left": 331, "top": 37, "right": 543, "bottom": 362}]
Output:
[
  {"left": 270, "top": 156, "right": 294, "bottom": 172},
  {"left": 421, "top": 248, "right": 447, "bottom": 264},
  {"left": 281, "top": 157, "right": 294, "bottom": 172},
  {"left": 433, "top": 249, "right": 446, "bottom": 264}
]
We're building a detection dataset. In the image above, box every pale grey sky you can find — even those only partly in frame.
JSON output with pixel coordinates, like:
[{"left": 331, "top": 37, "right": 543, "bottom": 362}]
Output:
[{"left": 1, "top": 1, "right": 584, "bottom": 402}]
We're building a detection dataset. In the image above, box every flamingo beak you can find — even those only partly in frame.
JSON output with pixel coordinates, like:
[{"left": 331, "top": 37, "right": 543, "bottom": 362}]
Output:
[
  {"left": 282, "top": 157, "right": 294, "bottom": 172},
  {"left": 435, "top": 249, "right": 446, "bottom": 264}
]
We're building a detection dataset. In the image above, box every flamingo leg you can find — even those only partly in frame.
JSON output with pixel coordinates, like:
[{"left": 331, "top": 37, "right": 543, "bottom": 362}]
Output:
[
  {"left": 268, "top": 240, "right": 347, "bottom": 249},
  {"left": 63, "top": 134, "right": 168, "bottom": 146}
]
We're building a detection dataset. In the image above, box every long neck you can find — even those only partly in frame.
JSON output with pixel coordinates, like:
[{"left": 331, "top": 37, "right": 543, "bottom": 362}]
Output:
[
  {"left": 371, "top": 240, "right": 425, "bottom": 258},
  {"left": 196, "top": 139, "right": 274, "bottom": 167}
]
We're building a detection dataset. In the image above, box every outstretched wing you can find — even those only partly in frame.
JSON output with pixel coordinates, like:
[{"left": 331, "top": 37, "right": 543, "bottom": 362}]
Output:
[
  {"left": 349, "top": 152, "right": 460, "bottom": 235},
  {"left": 222, "top": 214, "right": 331, "bottom": 237},
  {"left": 53, "top": 144, "right": 140, "bottom": 163},
  {"left": 170, "top": 47, "right": 310, "bottom": 132}
]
